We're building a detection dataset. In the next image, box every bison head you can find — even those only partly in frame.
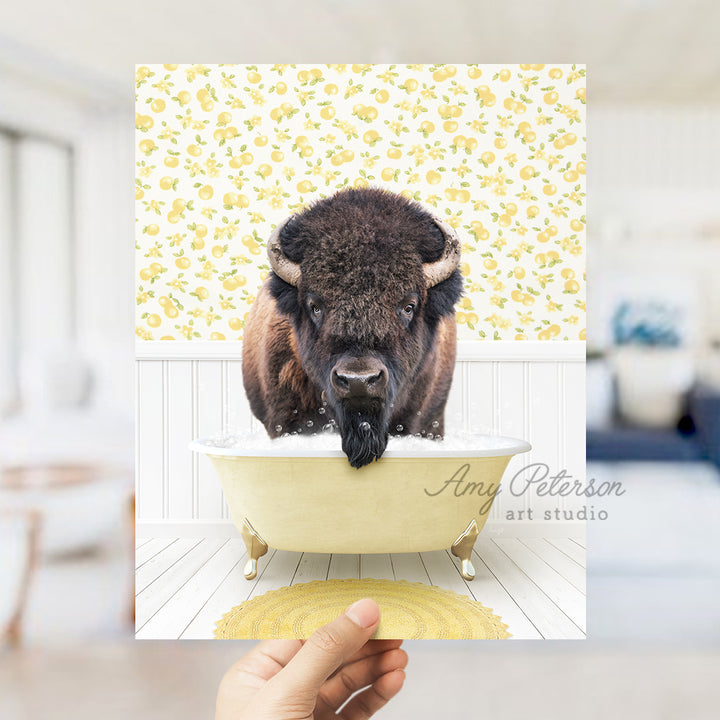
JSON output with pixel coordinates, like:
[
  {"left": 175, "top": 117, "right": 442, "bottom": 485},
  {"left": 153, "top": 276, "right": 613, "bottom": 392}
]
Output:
[{"left": 267, "top": 187, "right": 462, "bottom": 467}]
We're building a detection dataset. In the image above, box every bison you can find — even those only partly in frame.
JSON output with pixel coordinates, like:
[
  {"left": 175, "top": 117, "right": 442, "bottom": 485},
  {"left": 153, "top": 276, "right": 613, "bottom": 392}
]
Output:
[{"left": 242, "top": 187, "right": 463, "bottom": 468}]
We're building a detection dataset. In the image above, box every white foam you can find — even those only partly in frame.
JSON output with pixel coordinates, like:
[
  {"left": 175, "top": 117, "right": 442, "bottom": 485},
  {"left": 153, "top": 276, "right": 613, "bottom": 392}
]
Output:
[{"left": 192, "top": 429, "right": 530, "bottom": 458}]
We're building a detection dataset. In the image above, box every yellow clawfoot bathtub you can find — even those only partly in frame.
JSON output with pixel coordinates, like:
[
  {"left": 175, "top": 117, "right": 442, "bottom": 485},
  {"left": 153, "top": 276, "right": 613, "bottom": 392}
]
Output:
[{"left": 190, "top": 435, "right": 530, "bottom": 581}]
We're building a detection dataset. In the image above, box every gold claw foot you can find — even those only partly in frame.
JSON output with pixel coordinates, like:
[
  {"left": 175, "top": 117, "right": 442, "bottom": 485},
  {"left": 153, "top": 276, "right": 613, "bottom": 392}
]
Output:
[
  {"left": 451, "top": 519, "right": 480, "bottom": 581},
  {"left": 244, "top": 558, "right": 259, "bottom": 581},
  {"left": 459, "top": 558, "right": 476, "bottom": 581},
  {"left": 240, "top": 518, "right": 268, "bottom": 580}
]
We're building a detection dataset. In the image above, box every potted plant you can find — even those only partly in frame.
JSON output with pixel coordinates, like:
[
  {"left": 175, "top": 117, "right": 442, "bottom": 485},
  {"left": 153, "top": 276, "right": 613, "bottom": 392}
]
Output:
[
  {"left": 586, "top": 349, "right": 614, "bottom": 429},
  {"left": 611, "top": 301, "right": 694, "bottom": 427}
]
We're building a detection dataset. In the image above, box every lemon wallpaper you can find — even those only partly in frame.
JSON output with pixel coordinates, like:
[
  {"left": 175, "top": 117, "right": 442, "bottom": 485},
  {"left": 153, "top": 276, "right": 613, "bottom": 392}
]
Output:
[{"left": 135, "top": 64, "right": 585, "bottom": 342}]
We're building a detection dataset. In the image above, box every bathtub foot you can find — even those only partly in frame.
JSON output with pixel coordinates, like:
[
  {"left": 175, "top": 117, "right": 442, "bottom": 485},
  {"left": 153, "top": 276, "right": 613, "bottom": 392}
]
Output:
[
  {"left": 240, "top": 518, "right": 268, "bottom": 580},
  {"left": 451, "top": 519, "right": 480, "bottom": 581}
]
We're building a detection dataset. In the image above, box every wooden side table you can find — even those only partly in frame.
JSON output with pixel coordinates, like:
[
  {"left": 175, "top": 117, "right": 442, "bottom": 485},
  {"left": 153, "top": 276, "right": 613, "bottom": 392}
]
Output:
[{"left": 0, "top": 509, "right": 41, "bottom": 647}]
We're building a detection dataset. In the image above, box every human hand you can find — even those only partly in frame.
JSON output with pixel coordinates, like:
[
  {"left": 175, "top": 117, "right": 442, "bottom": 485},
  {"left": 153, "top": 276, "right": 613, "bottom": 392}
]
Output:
[{"left": 215, "top": 598, "right": 407, "bottom": 719}]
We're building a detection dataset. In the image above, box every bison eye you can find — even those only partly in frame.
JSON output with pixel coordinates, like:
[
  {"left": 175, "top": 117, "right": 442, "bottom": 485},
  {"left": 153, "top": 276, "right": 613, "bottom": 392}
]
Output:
[
  {"left": 398, "top": 294, "right": 419, "bottom": 327},
  {"left": 305, "top": 295, "right": 324, "bottom": 326}
]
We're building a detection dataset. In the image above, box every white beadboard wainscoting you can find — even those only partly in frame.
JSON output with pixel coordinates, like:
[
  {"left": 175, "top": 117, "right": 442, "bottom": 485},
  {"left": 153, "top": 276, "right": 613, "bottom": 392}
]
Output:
[{"left": 136, "top": 341, "right": 585, "bottom": 538}]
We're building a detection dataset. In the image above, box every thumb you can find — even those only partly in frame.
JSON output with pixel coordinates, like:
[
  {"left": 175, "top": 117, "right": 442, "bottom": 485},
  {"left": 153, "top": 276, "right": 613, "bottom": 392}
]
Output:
[{"left": 269, "top": 598, "right": 380, "bottom": 699}]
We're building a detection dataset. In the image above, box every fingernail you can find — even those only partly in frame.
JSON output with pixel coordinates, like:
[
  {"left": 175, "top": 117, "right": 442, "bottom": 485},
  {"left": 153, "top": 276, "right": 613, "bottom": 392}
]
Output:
[{"left": 345, "top": 598, "right": 379, "bottom": 628}]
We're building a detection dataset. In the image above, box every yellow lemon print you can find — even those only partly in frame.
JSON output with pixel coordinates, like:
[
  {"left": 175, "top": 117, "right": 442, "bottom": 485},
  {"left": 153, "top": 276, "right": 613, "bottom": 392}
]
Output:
[{"left": 135, "top": 63, "right": 585, "bottom": 341}]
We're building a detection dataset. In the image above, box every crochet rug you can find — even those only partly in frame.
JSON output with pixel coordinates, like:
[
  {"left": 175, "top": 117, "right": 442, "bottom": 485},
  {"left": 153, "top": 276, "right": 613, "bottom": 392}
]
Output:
[{"left": 214, "top": 578, "right": 511, "bottom": 639}]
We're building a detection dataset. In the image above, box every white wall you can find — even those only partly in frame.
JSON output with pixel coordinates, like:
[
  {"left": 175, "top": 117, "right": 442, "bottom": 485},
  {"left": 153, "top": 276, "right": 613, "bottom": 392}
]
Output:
[
  {"left": 73, "top": 108, "right": 134, "bottom": 417},
  {"left": 589, "top": 106, "right": 720, "bottom": 356},
  {"left": 0, "top": 134, "right": 15, "bottom": 412},
  {"left": 136, "top": 342, "right": 586, "bottom": 538}
]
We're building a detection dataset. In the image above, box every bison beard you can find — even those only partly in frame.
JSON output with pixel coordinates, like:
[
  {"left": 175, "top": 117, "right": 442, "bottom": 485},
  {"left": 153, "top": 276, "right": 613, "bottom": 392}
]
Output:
[{"left": 335, "top": 402, "right": 390, "bottom": 469}]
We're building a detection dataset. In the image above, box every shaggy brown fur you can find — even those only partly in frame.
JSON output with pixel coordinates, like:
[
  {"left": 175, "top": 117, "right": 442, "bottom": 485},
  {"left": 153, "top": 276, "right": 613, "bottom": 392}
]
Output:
[{"left": 242, "top": 187, "right": 463, "bottom": 467}]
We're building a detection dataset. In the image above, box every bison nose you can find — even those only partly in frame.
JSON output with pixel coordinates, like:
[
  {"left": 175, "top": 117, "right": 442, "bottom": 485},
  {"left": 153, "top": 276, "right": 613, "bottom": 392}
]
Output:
[
  {"left": 332, "top": 369, "right": 387, "bottom": 398},
  {"left": 331, "top": 358, "right": 388, "bottom": 400}
]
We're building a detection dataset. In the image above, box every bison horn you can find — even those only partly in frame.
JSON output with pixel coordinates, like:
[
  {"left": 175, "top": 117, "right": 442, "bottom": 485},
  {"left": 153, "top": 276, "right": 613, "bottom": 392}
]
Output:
[
  {"left": 268, "top": 212, "right": 460, "bottom": 289},
  {"left": 266, "top": 217, "right": 301, "bottom": 286},
  {"left": 424, "top": 217, "right": 462, "bottom": 288}
]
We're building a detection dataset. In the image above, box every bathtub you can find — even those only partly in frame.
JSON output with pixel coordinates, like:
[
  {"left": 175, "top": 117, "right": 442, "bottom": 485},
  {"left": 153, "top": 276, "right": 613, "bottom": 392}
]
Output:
[{"left": 190, "top": 434, "right": 531, "bottom": 581}]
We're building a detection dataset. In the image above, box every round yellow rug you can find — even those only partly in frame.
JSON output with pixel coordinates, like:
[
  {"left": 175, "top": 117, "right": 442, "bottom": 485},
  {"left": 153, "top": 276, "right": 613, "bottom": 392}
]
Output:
[{"left": 215, "top": 579, "right": 511, "bottom": 639}]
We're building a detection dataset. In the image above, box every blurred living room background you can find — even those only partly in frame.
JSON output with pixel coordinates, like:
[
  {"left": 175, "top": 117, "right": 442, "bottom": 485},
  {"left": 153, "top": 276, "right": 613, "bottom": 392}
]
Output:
[{"left": 1, "top": 1, "right": 720, "bottom": 718}]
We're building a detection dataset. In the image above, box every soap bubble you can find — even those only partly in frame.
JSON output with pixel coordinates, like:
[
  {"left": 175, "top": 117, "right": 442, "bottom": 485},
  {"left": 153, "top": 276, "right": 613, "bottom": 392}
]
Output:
[
  {"left": 275, "top": 425, "right": 283, "bottom": 433},
  {"left": 396, "top": 424, "right": 404, "bottom": 432},
  {"left": 201, "top": 430, "right": 524, "bottom": 453},
  {"left": 306, "top": 420, "right": 314, "bottom": 428},
  {"left": 360, "top": 421, "right": 371, "bottom": 432},
  {"left": 431, "top": 420, "right": 440, "bottom": 429}
]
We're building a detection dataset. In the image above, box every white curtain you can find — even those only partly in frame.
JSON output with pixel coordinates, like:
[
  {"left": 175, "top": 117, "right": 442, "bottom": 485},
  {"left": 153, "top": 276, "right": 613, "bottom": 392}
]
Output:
[{"left": 17, "top": 137, "right": 73, "bottom": 353}]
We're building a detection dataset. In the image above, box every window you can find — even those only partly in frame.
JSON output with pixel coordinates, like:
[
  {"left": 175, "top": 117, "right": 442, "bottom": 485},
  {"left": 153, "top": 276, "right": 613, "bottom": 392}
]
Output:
[{"left": 0, "top": 129, "right": 74, "bottom": 416}]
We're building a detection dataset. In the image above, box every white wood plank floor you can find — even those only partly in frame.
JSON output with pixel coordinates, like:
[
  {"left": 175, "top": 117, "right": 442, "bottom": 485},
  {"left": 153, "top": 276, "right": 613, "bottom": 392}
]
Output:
[{"left": 135, "top": 536, "right": 585, "bottom": 640}]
